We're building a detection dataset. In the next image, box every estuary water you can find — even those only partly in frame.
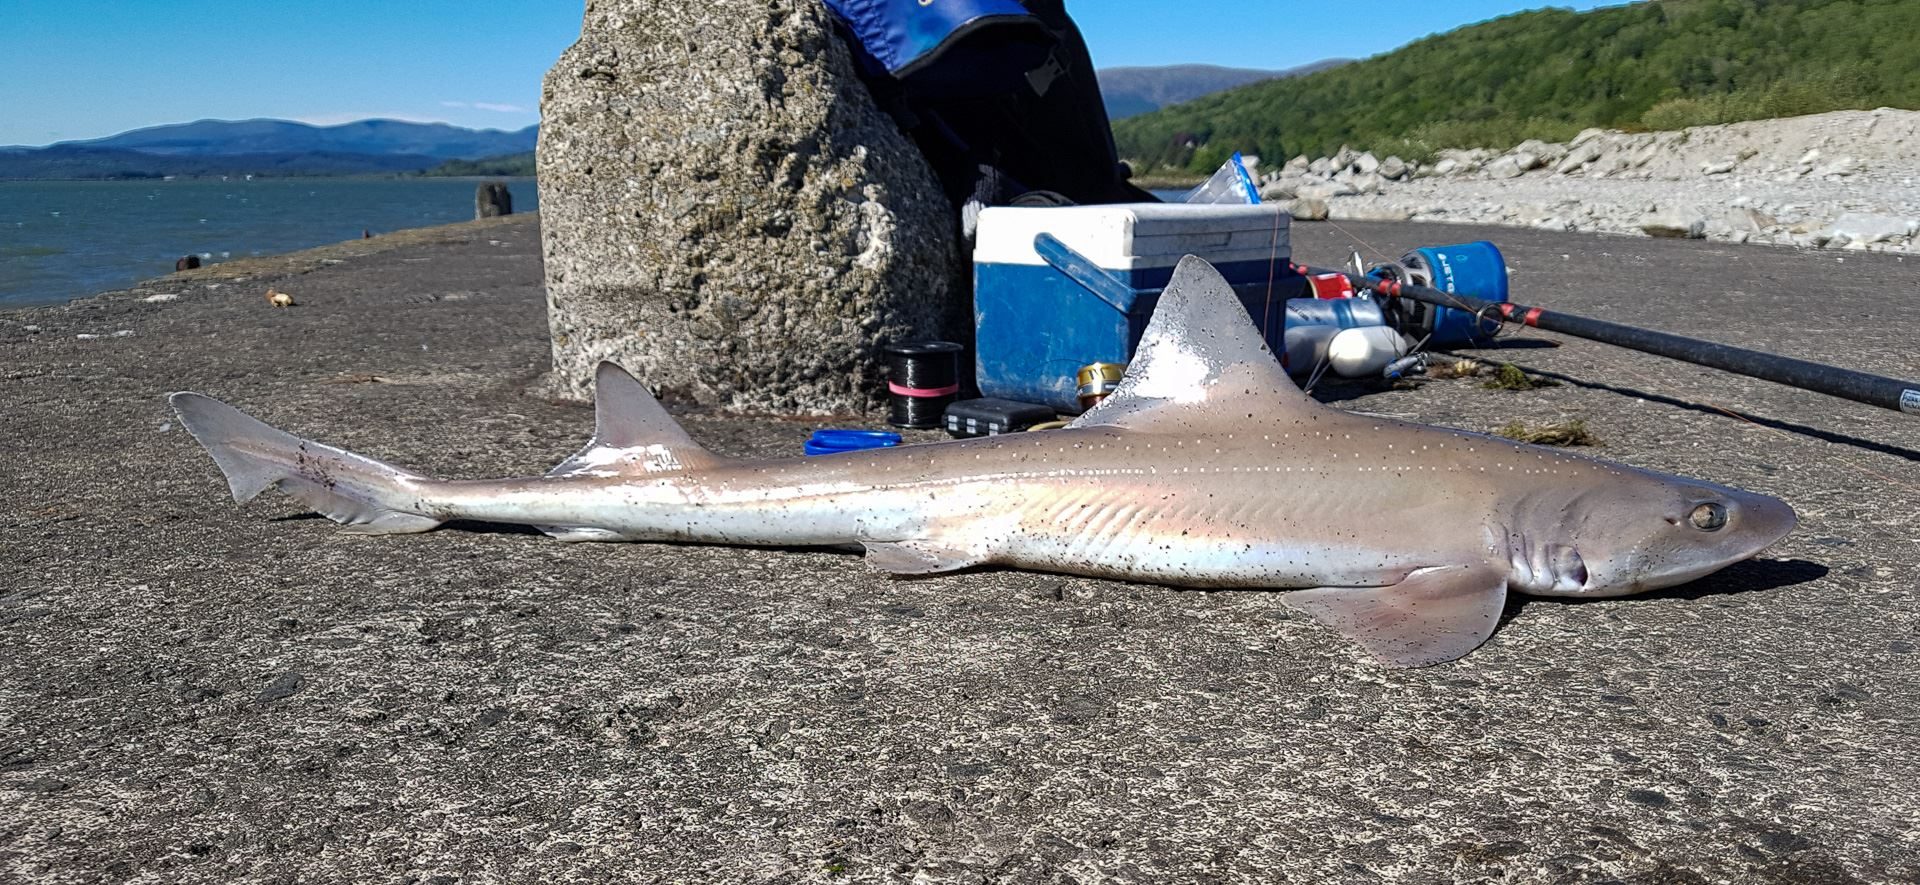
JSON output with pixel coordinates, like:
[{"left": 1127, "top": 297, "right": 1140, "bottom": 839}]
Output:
[{"left": 0, "top": 177, "right": 537, "bottom": 308}]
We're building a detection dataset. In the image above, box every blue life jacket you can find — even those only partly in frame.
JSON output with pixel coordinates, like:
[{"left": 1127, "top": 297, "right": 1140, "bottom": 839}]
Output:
[{"left": 822, "top": 0, "right": 1056, "bottom": 99}]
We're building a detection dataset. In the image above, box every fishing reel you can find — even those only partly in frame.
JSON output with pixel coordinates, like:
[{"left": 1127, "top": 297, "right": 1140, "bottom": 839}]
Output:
[{"left": 1366, "top": 242, "right": 1510, "bottom": 348}]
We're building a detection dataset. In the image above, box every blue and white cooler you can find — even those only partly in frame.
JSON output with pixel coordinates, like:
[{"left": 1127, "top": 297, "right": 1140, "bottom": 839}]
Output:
[{"left": 971, "top": 203, "right": 1300, "bottom": 411}]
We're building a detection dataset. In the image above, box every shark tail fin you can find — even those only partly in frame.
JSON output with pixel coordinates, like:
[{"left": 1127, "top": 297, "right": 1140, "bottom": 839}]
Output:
[
  {"left": 546, "top": 362, "right": 725, "bottom": 478},
  {"left": 169, "top": 392, "right": 444, "bottom": 534}
]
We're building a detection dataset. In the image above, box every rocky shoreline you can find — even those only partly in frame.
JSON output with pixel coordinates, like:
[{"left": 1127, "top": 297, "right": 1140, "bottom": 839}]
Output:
[{"left": 1258, "top": 108, "right": 1920, "bottom": 253}]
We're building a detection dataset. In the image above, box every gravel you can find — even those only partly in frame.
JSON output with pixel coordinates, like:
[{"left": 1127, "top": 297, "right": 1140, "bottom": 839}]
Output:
[{"left": 1262, "top": 109, "right": 1920, "bottom": 254}]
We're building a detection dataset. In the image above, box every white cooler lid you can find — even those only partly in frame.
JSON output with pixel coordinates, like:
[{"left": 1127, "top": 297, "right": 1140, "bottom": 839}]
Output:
[{"left": 974, "top": 202, "right": 1291, "bottom": 269}]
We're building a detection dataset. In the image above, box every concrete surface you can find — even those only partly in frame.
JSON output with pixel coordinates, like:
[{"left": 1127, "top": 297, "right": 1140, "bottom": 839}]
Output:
[{"left": 2, "top": 213, "right": 1916, "bottom": 883}]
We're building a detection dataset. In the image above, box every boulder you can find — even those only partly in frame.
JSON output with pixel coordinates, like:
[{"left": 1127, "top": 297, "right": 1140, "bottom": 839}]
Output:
[
  {"left": 1556, "top": 141, "right": 1604, "bottom": 175},
  {"left": 1378, "top": 156, "right": 1410, "bottom": 180},
  {"left": 1629, "top": 142, "right": 1662, "bottom": 169},
  {"left": 1824, "top": 212, "right": 1912, "bottom": 245},
  {"left": 1640, "top": 212, "right": 1707, "bottom": 239},
  {"left": 1700, "top": 158, "right": 1738, "bottom": 176},
  {"left": 1328, "top": 205, "right": 1410, "bottom": 223},
  {"left": 1485, "top": 156, "right": 1526, "bottom": 180},
  {"left": 1352, "top": 152, "right": 1380, "bottom": 175},
  {"left": 1295, "top": 180, "right": 1359, "bottom": 201},
  {"left": 1284, "top": 154, "right": 1311, "bottom": 174},
  {"left": 1510, "top": 139, "right": 1566, "bottom": 166},
  {"left": 1722, "top": 207, "right": 1778, "bottom": 233},
  {"left": 1286, "top": 197, "right": 1330, "bottom": 221},
  {"left": 1258, "top": 177, "right": 1301, "bottom": 201},
  {"left": 1585, "top": 149, "right": 1630, "bottom": 178},
  {"left": 1813, "top": 156, "right": 1862, "bottom": 177},
  {"left": 536, "top": 0, "right": 961, "bottom": 412},
  {"left": 1333, "top": 169, "right": 1384, "bottom": 193}
]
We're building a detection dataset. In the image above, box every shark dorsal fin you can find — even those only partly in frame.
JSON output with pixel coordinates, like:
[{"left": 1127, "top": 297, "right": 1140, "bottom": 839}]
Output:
[
  {"left": 1069, "top": 255, "right": 1317, "bottom": 431},
  {"left": 547, "top": 362, "right": 723, "bottom": 477}
]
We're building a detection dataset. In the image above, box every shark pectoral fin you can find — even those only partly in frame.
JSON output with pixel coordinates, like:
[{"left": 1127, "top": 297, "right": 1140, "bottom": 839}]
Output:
[
  {"left": 861, "top": 540, "right": 989, "bottom": 576},
  {"left": 547, "top": 362, "right": 724, "bottom": 477},
  {"left": 1282, "top": 564, "right": 1510, "bottom": 668}
]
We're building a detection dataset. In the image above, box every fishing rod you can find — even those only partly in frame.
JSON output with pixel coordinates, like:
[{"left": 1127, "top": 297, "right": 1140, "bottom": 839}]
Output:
[{"left": 1295, "top": 263, "right": 1920, "bottom": 418}]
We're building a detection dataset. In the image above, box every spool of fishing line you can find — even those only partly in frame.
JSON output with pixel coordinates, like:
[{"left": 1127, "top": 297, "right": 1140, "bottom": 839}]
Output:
[
  {"left": 1075, "top": 362, "right": 1126, "bottom": 410},
  {"left": 804, "top": 429, "right": 902, "bottom": 456},
  {"left": 885, "top": 341, "right": 963, "bottom": 429}
]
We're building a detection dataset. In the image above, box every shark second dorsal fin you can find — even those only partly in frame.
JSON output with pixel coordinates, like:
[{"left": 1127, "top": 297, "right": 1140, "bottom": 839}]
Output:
[
  {"left": 1069, "top": 255, "right": 1317, "bottom": 431},
  {"left": 547, "top": 362, "right": 724, "bottom": 477}
]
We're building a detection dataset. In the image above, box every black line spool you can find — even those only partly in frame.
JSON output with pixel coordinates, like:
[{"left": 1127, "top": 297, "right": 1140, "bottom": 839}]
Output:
[{"left": 885, "top": 341, "right": 964, "bottom": 429}]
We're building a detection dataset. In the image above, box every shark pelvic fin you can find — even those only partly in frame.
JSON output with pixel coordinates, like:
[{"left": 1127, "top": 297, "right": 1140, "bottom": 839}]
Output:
[
  {"left": 547, "top": 362, "right": 724, "bottom": 477},
  {"left": 861, "top": 539, "right": 989, "bottom": 576},
  {"left": 1282, "top": 564, "right": 1510, "bottom": 668},
  {"left": 1069, "top": 255, "right": 1316, "bottom": 432}
]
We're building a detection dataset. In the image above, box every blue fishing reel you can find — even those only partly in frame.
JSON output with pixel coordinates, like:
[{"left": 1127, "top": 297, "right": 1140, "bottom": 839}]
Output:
[{"left": 1373, "top": 241, "right": 1509, "bottom": 348}]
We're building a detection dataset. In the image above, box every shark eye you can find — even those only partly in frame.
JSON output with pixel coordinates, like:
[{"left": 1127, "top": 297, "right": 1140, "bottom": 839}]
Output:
[{"left": 1689, "top": 503, "right": 1728, "bottom": 532}]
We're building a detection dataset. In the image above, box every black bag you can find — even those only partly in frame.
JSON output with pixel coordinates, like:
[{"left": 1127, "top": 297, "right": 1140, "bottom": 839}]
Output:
[{"left": 823, "top": 0, "right": 1157, "bottom": 209}]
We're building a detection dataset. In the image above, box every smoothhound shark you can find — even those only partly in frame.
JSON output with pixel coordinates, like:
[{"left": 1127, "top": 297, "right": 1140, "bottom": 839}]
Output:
[{"left": 172, "top": 256, "right": 1797, "bottom": 666}]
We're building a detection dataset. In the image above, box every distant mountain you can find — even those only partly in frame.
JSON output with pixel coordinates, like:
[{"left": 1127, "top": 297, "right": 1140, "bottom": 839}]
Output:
[
  {"left": 64, "top": 118, "right": 538, "bottom": 160},
  {"left": 1100, "top": 61, "right": 1350, "bottom": 120},
  {"left": 0, "top": 118, "right": 540, "bottom": 180},
  {"left": 0, "top": 144, "right": 448, "bottom": 180}
]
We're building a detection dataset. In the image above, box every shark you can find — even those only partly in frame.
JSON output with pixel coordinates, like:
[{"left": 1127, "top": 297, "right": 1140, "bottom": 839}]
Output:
[{"left": 170, "top": 256, "right": 1798, "bottom": 666}]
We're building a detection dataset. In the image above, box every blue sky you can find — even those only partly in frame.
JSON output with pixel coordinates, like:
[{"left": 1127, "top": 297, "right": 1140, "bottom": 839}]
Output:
[{"left": 1, "top": 1, "right": 1622, "bottom": 146}]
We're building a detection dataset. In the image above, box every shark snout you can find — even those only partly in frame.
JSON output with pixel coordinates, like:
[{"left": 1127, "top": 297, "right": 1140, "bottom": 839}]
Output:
[
  {"left": 1730, "top": 489, "right": 1799, "bottom": 560},
  {"left": 1630, "top": 487, "right": 1799, "bottom": 594}
]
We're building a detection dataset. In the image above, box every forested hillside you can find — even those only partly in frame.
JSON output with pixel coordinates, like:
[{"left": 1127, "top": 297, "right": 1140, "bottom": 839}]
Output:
[
  {"left": 420, "top": 152, "right": 536, "bottom": 177},
  {"left": 1113, "top": 0, "right": 1920, "bottom": 173}
]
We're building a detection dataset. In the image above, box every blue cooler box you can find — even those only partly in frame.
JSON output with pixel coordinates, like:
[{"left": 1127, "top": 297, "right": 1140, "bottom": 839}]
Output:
[{"left": 972, "top": 203, "right": 1300, "bottom": 411}]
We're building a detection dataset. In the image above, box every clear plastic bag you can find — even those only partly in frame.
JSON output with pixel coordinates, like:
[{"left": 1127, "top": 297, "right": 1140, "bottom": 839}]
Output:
[{"left": 1182, "top": 152, "right": 1261, "bottom": 204}]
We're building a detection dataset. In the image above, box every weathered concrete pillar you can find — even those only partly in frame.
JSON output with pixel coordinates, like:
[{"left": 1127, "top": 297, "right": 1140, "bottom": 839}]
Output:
[
  {"left": 536, "top": 0, "right": 962, "bottom": 413},
  {"left": 476, "top": 181, "right": 513, "bottom": 219}
]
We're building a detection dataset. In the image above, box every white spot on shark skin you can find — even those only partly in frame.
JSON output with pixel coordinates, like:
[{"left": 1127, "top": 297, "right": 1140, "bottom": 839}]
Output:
[
  {"left": 560, "top": 443, "right": 699, "bottom": 476},
  {"left": 1128, "top": 344, "right": 1212, "bottom": 402}
]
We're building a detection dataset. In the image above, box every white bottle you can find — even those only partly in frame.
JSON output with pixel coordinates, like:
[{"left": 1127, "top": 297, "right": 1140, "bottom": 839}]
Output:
[
  {"left": 1282, "top": 298, "right": 1386, "bottom": 375},
  {"left": 1327, "top": 326, "right": 1410, "bottom": 378}
]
